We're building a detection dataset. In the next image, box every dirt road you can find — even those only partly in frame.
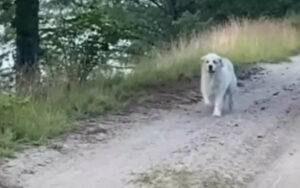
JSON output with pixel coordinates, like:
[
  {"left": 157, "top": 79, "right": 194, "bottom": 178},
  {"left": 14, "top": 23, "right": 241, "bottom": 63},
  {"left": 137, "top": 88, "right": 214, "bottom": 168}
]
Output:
[{"left": 1, "top": 56, "right": 300, "bottom": 188}]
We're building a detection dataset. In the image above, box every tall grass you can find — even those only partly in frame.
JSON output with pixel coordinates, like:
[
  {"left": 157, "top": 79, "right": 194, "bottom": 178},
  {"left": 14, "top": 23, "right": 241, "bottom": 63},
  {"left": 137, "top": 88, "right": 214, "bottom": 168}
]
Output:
[
  {"left": 202, "top": 19, "right": 300, "bottom": 63},
  {"left": 0, "top": 94, "right": 69, "bottom": 156},
  {"left": 1, "top": 18, "right": 300, "bottom": 157},
  {"left": 126, "top": 19, "right": 300, "bottom": 90}
]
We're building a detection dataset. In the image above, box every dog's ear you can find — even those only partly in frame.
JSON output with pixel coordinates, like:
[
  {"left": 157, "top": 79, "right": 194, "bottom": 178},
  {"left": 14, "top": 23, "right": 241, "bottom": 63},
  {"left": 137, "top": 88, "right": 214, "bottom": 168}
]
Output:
[
  {"left": 201, "top": 55, "right": 207, "bottom": 62},
  {"left": 219, "top": 58, "right": 223, "bottom": 67}
]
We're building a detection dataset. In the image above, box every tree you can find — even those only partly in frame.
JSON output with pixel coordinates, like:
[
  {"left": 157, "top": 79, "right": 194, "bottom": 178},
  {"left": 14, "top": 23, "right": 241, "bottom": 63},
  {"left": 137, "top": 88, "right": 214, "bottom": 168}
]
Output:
[
  {"left": 15, "top": 0, "right": 39, "bottom": 90},
  {"left": 2, "top": 0, "right": 298, "bottom": 87}
]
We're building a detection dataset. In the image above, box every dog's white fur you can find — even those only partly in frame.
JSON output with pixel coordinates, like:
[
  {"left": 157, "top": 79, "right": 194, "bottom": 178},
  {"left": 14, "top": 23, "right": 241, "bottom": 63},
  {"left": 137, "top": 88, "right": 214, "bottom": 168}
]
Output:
[{"left": 201, "top": 53, "right": 237, "bottom": 117}]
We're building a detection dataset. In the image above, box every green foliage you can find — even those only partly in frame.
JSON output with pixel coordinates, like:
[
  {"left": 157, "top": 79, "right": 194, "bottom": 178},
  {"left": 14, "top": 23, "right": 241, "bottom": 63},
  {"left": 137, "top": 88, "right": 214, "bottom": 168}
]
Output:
[
  {"left": 0, "top": 0, "right": 14, "bottom": 25},
  {"left": 288, "top": 12, "right": 300, "bottom": 29},
  {"left": 54, "top": 83, "right": 125, "bottom": 118},
  {"left": 2, "top": 0, "right": 300, "bottom": 83},
  {"left": 42, "top": 18, "right": 300, "bottom": 123},
  {"left": 40, "top": 1, "right": 138, "bottom": 82},
  {"left": 38, "top": 0, "right": 300, "bottom": 83},
  {"left": 0, "top": 93, "right": 69, "bottom": 156}
]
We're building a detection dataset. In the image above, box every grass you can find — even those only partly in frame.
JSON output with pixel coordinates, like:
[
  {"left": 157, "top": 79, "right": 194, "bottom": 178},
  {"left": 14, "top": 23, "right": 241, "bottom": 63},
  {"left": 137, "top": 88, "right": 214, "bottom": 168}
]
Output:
[
  {"left": 0, "top": 93, "right": 69, "bottom": 156},
  {"left": 132, "top": 168, "right": 199, "bottom": 188},
  {"left": 131, "top": 167, "right": 245, "bottom": 188},
  {"left": 1, "top": 18, "right": 300, "bottom": 157},
  {"left": 202, "top": 19, "right": 300, "bottom": 63}
]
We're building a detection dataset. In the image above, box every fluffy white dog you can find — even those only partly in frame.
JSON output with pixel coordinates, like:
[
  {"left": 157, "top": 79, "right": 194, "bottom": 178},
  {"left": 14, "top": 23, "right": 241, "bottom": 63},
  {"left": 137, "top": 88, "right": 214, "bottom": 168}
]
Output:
[{"left": 201, "top": 53, "right": 237, "bottom": 117}]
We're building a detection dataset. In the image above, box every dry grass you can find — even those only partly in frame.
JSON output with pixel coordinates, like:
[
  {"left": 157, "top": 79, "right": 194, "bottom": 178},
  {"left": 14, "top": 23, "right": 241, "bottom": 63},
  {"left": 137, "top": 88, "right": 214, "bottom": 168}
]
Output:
[
  {"left": 202, "top": 19, "right": 300, "bottom": 63},
  {"left": 125, "top": 18, "right": 300, "bottom": 93},
  {"left": 163, "top": 18, "right": 300, "bottom": 66},
  {"left": 131, "top": 167, "right": 245, "bottom": 188}
]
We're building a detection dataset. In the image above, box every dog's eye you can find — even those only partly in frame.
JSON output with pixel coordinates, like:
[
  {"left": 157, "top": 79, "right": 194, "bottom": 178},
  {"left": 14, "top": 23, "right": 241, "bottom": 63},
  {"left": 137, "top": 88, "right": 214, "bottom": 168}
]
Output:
[
  {"left": 206, "top": 60, "right": 209, "bottom": 64},
  {"left": 213, "top": 60, "right": 217, "bottom": 64}
]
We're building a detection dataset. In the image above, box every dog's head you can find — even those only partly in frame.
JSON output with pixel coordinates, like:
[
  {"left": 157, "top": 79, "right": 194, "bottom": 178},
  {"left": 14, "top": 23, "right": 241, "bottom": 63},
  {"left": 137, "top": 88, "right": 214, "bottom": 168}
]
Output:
[{"left": 201, "top": 53, "right": 223, "bottom": 74}]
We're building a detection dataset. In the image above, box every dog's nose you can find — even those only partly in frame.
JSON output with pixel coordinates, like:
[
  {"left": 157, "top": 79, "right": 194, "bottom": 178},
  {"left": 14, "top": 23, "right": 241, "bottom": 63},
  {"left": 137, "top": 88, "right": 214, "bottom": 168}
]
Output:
[{"left": 208, "top": 65, "right": 213, "bottom": 71}]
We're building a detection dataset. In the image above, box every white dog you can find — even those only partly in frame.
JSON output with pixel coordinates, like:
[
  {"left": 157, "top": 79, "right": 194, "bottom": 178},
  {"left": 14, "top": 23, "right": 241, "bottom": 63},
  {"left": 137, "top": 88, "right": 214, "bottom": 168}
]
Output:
[{"left": 201, "top": 53, "right": 237, "bottom": 117}]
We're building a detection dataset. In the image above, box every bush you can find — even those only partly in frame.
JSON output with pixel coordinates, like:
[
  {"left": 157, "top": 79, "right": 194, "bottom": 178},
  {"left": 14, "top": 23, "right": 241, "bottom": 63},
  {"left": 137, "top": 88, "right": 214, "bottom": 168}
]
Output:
[
  {"left": 0, "top": 93, "right": 69, "bottom": 156},
  {"left": 288, "top": 13, "right": 300, "bottom": 29}
]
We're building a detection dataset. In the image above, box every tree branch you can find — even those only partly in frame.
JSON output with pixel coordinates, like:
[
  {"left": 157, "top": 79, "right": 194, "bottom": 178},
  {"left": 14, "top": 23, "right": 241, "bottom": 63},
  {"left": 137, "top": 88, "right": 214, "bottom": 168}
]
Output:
[{"left": 148, "top": 0, "right": 168, "bottom": 14}]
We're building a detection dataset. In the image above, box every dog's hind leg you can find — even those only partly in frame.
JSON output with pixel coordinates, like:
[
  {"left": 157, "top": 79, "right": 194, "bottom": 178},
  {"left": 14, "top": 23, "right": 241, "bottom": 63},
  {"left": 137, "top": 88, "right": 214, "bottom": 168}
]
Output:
[
  {"left": 228, "top": 90, "right": 233, "bottom": 111},
  {"left": 224, "top": 88, "right": 232, "bottom": 111},
  {"left": 228, "top": 83, "right": 237, "bottom": 111}
]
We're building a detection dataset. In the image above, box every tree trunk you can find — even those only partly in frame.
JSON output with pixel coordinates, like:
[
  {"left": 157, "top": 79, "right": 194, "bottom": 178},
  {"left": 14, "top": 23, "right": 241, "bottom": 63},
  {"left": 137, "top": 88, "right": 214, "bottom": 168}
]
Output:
[
  {"left": 15, "top": 0, "right": 40, "bottom": 92},
  {"left": 167, "top": 0, "right": 178, "bottom": 20}
]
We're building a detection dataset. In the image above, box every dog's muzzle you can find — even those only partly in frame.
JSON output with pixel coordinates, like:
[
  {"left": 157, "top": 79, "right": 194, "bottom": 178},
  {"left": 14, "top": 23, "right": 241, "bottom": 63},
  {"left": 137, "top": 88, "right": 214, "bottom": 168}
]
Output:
[{"left": 208, "top": 65, "right": 215, "bottom": 73}]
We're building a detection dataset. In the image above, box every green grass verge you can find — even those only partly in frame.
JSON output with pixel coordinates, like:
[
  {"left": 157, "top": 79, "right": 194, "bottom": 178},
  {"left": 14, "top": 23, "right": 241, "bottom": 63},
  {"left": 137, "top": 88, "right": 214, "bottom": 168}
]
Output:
[
  {"left": 1, "top": 18, "right": 300, "bottom": 157},
  {"left": 0, "top": 94, "right": 69, "bottom": 157}
]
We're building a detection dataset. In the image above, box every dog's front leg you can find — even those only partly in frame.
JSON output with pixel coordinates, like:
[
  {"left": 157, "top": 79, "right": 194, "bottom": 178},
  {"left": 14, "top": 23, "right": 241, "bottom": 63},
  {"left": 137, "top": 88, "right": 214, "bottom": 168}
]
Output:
[
  {"left": 201, "top": 85, "right": 212, "bottom": 106},
  {"left": 203, "top": 93, "right": 211, "bottom": 106},
  {"left": 213, "top": 94, "right": 224, "bottom": 117}
]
